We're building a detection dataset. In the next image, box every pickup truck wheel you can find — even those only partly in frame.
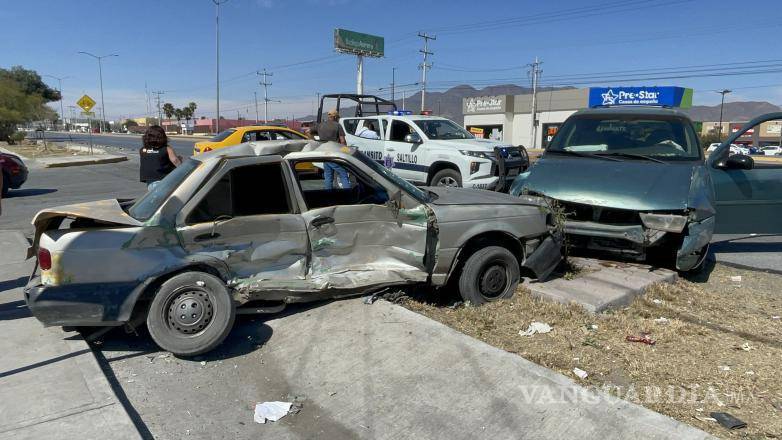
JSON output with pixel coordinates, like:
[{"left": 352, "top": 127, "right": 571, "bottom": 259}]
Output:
[
  {"left": 146, "top": 272, "right": 235, "bottom": 357},
  {"left": 457, "top": 246, "right": 520, "bottom": 305},
  {"left": 431, "top": 169, "right": 462, "bottom": 187}
]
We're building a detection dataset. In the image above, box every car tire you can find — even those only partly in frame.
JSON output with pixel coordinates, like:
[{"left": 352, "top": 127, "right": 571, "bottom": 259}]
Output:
[
  {"left": 146, "top": 272, "right": 235, "bottom": 357},
  {"left": 1, "top": 173, "right": 9, "bottom": 197},
  {"left": 431, "top": 168, "right": 462, "bottom": 187},
  {"left": 457, "top": 246, "right": 520, "bottom": 305}
]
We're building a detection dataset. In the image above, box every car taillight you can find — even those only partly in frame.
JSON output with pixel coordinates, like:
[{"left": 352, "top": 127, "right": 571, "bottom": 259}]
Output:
[
  {"left": 38, "top": 248, "right": 52, "bottom": 270},
  {"left": 204, "top": 147, "right": 212, "bottom": 152}
]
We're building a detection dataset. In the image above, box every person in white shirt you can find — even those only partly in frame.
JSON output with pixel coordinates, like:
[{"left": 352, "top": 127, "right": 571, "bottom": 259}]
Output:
[{"left": 356, "top": 120, "right": 381, "bottom": 139}]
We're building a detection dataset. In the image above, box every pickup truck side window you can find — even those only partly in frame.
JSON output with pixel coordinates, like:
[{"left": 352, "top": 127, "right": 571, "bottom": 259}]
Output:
[
  {"left": 187, "top": 162, "right": 291, "bottom": 224},
  {"left": 389, "top": 120, "right": 414, "bottom": 142},
  {"left": 291, "top": 159, "right": 389, "bottom": 209}
]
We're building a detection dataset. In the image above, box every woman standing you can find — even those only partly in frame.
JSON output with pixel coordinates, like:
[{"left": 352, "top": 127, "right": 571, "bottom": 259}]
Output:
[{"left": 139, "top": 125, "right": 181, "bottom": 189}]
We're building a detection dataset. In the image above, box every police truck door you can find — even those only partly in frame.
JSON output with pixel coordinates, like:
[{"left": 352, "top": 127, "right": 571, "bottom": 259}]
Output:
[{"left": 385, "top": 119, "right": 426, "bottom": 183}]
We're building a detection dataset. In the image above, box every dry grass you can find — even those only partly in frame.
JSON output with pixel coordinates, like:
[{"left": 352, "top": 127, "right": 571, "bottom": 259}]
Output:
[
  {"left": 1, "top": 141, "right": 89, "bottom": 158},
  {"left": 403, "top": 263, "right": 782, "bottom": 439}
]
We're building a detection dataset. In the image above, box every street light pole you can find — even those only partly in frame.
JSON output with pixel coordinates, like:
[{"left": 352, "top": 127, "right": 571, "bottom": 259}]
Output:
[
  {"left": 44, "top": 75, "right": 71, "bottom": 131},
  {"left": 212, "top": 0, "right": 229, "bottom": 133},
  {"left": 78, "top": 51, "right": 117, "bottom": 133},
  {"left": 717, "top": 89, "right": 732, "bottom": 141}
]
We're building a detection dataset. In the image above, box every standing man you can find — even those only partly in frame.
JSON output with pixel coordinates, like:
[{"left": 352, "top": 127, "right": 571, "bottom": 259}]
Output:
[{"left": 310, "top": 109, "right": 349, "bottom": 189}]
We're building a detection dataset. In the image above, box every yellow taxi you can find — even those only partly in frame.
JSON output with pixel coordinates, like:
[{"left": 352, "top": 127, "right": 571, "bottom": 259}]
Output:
[{"left": 193, "top": 125, "right": 307, "bottom": 155}]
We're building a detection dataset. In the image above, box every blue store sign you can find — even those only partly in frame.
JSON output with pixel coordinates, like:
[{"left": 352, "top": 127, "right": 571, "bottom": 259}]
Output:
[{"left": 588, "top": 86, "right": 693, "bottom": 108}]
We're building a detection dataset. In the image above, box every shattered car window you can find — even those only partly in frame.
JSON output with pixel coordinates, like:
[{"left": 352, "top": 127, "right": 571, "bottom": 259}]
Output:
[
  {"left": 128, "top": 159, "right": 200, "bottom": 221},
  {"left": 549, "top": 114, "right": 701, "bottom": 160},
  {"left": 352, "top": 150, "right": 430, "bottom": 202}
]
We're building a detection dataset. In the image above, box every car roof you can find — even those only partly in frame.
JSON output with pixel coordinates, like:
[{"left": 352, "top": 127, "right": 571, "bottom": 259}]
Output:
[
  {"left": 233, "top": 125, "right": 298, "bottom": 132},
  {"left": 571, "top": 106, "right": 694, "bottom": 120},
  {"left": 194, "top": 139, "right": 339, "bottom": 161}
]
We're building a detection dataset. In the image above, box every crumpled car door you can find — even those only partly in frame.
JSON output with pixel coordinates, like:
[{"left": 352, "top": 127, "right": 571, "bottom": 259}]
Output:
[{"left": 707, "top": 112, "right": 782, "bottom": 234}]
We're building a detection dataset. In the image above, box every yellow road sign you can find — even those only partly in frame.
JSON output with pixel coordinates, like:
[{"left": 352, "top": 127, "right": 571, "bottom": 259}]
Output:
[{"left": 77, "top": 94, "right": 96, "bottom": 112}]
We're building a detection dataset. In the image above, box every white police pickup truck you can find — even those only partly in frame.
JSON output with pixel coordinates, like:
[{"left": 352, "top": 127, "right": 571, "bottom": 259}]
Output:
[{"left": 317, "top": 94, "right": 528, "bottom": 191}]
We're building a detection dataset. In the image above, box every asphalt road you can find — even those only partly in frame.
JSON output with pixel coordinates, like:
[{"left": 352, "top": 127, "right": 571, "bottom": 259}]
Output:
[{"left": 41, "top": 131, "right": 202, "bottom": 157}]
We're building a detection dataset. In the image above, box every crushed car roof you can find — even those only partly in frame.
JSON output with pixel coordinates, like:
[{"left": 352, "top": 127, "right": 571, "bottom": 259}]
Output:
[{"left": 194, "top": 139, "right": 345, "bottom": 161}]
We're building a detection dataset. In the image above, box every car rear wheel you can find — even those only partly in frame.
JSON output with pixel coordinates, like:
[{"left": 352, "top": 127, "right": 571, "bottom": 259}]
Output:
[
  {"left": 457, "top": 246, "right": 520, "bottom": 305},
  {"left": 431, "top": 168, "right": 462, "bottom": 187},
  {"left": 146, "top": 272, "right": 235, "bottom": 357}
]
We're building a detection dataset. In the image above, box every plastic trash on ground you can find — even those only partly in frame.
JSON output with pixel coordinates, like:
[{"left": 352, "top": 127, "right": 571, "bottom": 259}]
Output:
[
  {"left": 519, "top": 322, "right": 552, "bottom": 336},
  {"left": 254, "top": 401, "right": 293, "bottom": 424},
  {"left": 573, "top": 367, "right": 588, "bottom": 380}
]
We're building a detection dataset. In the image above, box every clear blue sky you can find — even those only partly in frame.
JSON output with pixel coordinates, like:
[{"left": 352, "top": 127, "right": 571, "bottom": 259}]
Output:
[{"left": 2, "top": 0, "right": 781, "bottom": 121}]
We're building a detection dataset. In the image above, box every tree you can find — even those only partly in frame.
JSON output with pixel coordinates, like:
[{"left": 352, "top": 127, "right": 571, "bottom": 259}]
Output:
[
  {"left": 0, "top": 67, "right": 59, "bottom": 142},
  {"left": 162, "top": 103, "right": 175, "bottom": 121}
]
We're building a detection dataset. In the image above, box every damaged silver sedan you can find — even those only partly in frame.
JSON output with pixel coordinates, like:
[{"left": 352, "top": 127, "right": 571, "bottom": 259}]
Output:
[{"left": 25, "top": 141, "right": 560, "bottom": 355}]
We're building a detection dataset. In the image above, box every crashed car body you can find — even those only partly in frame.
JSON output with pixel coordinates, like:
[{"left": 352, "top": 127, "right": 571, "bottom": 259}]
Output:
[
  {"left": 25, "top": 140, "right": 560, "bottom": 355},
  {"left": 510, "top": 107, "right": 782, "bottom": 271}
]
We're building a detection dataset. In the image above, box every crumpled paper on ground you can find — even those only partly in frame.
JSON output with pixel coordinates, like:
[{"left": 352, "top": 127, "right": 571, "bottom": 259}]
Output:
[
  {"left": 254, "top": 401, "right": 293, "bottom": 424},
  {"left": 519, "top": 322, "right": 552, "bottom": 336}
]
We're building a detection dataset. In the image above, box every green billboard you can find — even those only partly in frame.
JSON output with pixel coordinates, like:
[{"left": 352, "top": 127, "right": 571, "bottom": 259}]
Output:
[{"left": 334, "top": 29, "right": 384, "bottom": 57}]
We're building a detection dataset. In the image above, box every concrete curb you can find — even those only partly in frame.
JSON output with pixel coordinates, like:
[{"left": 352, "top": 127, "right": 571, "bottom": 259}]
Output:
[{"left": 37, "top": 154, "right": 128, "bottom": 168}]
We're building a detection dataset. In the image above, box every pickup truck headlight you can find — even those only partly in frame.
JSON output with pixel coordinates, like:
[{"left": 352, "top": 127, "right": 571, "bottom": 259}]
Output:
[
  {"left": 459, "top": 150, "right": 493, "bottom": 160},
  {"left": 639, "top": 213, "right": 687, "bottom": 233}
]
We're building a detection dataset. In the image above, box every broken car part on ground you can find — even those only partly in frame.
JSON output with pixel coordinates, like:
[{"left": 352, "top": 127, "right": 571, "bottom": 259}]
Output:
[{"left": 24, "top": 140, "right": 561, "bottom": 356}]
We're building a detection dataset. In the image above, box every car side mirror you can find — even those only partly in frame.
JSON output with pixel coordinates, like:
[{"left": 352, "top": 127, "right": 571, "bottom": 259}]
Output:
[
  {"left": 723, "top": 154, "right": 754, "bottom": 170},
  {"left": 404, "top": 133, "right": 422, "bottom": 144}
]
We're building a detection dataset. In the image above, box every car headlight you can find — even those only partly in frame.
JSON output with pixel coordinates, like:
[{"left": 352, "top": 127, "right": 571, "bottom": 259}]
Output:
[
  {"left": 639, "top": 213, "right": 687, "bottom": 233},
  {"left": 459, "top": 150, "right": 493, "bottom": 160}
]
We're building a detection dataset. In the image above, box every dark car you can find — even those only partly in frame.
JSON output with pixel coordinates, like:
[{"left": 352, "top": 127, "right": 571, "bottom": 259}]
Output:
[{"left": 1, "top": 152, "right": 28, "bottom": 196}]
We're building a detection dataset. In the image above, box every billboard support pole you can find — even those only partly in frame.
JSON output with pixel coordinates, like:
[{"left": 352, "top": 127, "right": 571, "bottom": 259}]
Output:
[{"left": 357, "top": 55, "right": 364, "bottom": 94}]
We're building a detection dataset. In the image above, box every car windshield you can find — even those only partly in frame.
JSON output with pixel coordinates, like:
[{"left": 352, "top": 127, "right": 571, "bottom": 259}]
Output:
[
  {"left": 548, "top": 114, "right": 701, "bottom": 160},
  {"left": 414, "top": 119, "right": 474, "bottom": 140},
  {"left": 352, "top": 150, "right": 430, "bottom": 202},
  {"left": 128, "top": 159, "right": 200, "bottom": 221},
  {"left": 210, "top": 129, "right": 235, "bottom": 142}
]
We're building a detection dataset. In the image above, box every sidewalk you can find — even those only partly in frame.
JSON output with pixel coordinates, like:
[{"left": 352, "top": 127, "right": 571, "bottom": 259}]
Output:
[{"left": 0, "top": 230, "right": 141, "bottom": 440}]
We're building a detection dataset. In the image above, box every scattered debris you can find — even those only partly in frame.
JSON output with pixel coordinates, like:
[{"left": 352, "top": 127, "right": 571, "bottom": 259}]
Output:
[
  {"left": 738, "top": 342, "right": 755, "bottom": 352},
  {"left": 652, "top": 299, "right": 663, "bottom": 305},
  {"left": 653, "top": 317, "right": 669, "bottom": 325},
  {"left": 572, "top": 367, "right": 588, "bottom": 380},
  {"left": 200, "top": 361, "right": 207, "bottom": 366},
  {"left": 284, "top": 394, "right": 306, "bottom": 415},
  {"left": 586, "top": 324, "right": 598, "bottom": 331},
  {"left": 254, "top": 401, "right": 293, "bottom": 424},
  {"left": 710, "top": 412, "right": 747, "bottom": 430},
  {"left": 694, "top": 415, "right": 717, "bottom": 423},
  {"left": 718, "top": 365, "right": 731, "bottom": 372},
  {"left": 772, "top": 315, "right": 780, "bottom": 320},
  {"left": 730, "top": 275, "right": 742, "bottom": 283},
  {"left": 519, "top": 322, "right": 552, "bottom": 336},
  {"left": 363, "top": 295, "right": 378, "bottom": 305},
  {"left": 582, "top": 337, "right": 601, "bottom": 349},
  {"left": 625, "top": 334, "right": 656, "bottom": 345}
]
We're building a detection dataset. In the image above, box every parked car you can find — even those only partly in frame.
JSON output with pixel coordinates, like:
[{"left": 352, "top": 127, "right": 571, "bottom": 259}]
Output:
[
  {"left": 0, "top": 152, "right": 28, "bottom": 196},
  {"left": 510, "top": 107, "right": 782, "bottom": 272},
  {"left": 25, "top": 140, "right": 561, "bottom": 355},
  {"left": 193, "top": 125, "right": 307, "bottom": 155},
  {"left": 761, "top": 145, "right": 781, "bottom": 156}
]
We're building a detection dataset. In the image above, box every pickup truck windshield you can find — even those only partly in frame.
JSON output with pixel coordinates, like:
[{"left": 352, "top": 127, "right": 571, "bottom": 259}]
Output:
[
  {"left": 548, "top": 114, "right": 701, "bottom": 160},
  {"left": 414, "top": 119, "right": 474, "bottom": 140},
  {"left": 128, "top": 159, "right": 200, "bottom": 221},
  {"left": 352, "top": 150, "right": 430, "bottom": 202}
]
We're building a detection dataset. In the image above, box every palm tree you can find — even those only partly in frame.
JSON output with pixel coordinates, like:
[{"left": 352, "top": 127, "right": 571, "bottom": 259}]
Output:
[{"left": 162, "top": 103, "right": 175, "bottom": 121}]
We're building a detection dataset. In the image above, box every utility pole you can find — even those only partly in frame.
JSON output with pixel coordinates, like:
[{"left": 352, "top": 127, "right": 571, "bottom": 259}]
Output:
[
  {"left": 44, "top": 75, "right": 70, "bottom": 130},
  {"left": 144, "top": 82, "right": 151, "bottom": 122},
  {"left": 78, "top": 51, "right": 118, "bottom": 133},
  {"left": 357, "top": 55, "right": 364, "bottom": 94},
  {"left": 418, "top": 32, "right": 435, "bottom": 112},
  {"left": 528, "top": 57, "right": 542, "bottom": 148},
  {"left": 717, "top": 89, "right": 731, "bottom": 141},
  {"left": 212, "top": 0, "right": 229, "bottom": 133},
  {"left": 391, "top": 67, "right": 396, "bottom": 103},
  {"left": 152, "top": 91, "right": 166, "bottom": 126},
  {"left": 254, "top": 91, "right": 259, "bottom": 123},
  {"left": 258, "top": 69, "right": 273, "bottom": 123}
]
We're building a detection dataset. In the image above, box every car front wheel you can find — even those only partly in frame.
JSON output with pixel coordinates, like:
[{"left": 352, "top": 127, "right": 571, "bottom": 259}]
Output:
[
  {"left": 146, "top": 272, "right": 236, "bottom": 356},
  {"left": 457, "top": 246, "right": 520, "bottom": 305}
]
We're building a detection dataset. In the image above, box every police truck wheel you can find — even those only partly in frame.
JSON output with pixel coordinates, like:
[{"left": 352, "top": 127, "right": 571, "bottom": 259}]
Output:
[
  {"left": 146, "top": 272, "right": 235, "bottom": 357},
  {"left": 457, "top": 246, "right": 520, "bottom": 305},
  {"left": 431, "top": 169, "right": 462, "bottom": 187}
]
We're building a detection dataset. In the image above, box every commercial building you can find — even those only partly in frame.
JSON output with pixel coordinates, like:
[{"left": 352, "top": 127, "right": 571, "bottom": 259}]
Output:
[{"left": 700, "top": 120, "right": 782, "bottom": 147}]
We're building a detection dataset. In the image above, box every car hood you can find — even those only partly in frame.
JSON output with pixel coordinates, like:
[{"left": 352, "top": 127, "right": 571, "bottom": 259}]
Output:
[
  {"left": 424, "top": 138, "right": 509, "bottom": 151},
  {"left": 425, "top": 186, "right": 538, "bottom": 206},
  {"left": 521, "top": 156, "right": 700, "bottom": 211},
  {"left": 28, "top": 199, "right": 142, "bottom": 258}
]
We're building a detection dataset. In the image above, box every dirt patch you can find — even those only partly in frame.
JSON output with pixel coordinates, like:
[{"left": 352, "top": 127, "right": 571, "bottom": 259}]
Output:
[
  {"left": 1, "top": 141, "right": 90, "bottom": 158},
  {"left": 402, "top": 263, "right": 782, "bottom": 439}
]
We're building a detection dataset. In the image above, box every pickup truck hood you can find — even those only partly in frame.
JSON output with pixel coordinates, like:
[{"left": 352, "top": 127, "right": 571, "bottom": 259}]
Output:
[
  {"left": 28, "top": 199, "right": 141, "bottom": 258},
  {"left": 425, "top": 138, "right": 509, "bottom": 151},
  {"left": 522, "top": 156, "right": 699, "bottom": 211}
]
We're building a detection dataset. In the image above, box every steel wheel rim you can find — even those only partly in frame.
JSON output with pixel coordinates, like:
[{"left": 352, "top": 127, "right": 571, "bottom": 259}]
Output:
[
  {"left": 437, "top": 176, "right": 459, "bottom": 187},
  {"left": 166, "top": 287, "right": 214, "bottom": 336},
  {"left": 478, "top": 260, "right": 509, "bottom": 299}
]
